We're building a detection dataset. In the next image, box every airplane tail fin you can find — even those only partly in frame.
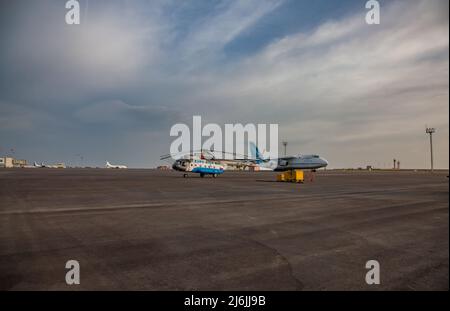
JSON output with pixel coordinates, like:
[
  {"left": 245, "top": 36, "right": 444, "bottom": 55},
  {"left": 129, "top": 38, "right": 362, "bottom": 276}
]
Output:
[{"left": 249, "top": 142, "right": 264, "bottom": 163}]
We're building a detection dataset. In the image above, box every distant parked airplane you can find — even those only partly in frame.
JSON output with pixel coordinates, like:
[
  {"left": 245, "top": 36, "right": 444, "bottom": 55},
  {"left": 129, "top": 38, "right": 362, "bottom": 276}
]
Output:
[
  {"left": 106, "top": 161, "right": 127, "bottom": 169},
  {"left": 34, "top": 162, "right": 66, "bottom": 168}
]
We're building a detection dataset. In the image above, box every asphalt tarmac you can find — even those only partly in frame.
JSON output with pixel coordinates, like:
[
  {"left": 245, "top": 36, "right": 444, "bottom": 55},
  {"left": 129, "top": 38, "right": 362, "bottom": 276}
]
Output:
[{"left": 0, "top": 168, "right": 448, "bottom": 290}]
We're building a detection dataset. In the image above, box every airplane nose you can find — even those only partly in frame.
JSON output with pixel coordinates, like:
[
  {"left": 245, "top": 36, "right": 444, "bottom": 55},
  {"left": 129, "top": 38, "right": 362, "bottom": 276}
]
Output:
[{"left": 321, "top": 158, "right": 329, "bottom": 166}]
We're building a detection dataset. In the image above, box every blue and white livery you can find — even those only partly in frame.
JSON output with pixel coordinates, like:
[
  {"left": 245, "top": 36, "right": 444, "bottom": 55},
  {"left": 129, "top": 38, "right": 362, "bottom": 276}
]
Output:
[{"left": 172, "top": 158, "right": 224, "bottom": 178}]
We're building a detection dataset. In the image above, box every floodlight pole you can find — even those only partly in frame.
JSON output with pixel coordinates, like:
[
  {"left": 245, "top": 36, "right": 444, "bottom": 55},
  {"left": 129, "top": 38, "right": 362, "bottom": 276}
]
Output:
[{"left": 426, "top": 128, "right": 435, "bottom": 172}]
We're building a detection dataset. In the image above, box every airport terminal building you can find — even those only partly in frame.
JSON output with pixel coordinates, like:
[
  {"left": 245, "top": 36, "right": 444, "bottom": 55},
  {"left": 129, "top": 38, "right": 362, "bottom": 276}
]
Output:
[{"left": 0, "top": 157, "right": 27, "bottom": 168}]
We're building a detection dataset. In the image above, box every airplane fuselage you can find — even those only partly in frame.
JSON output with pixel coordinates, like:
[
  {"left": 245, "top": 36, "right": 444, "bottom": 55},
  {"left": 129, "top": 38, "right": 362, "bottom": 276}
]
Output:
[
  {"left": 273, "top": 155, "right": 328, "bottom": 171},
  {"left": 106, "top": 161, "right": 127, "bottom": 169}
]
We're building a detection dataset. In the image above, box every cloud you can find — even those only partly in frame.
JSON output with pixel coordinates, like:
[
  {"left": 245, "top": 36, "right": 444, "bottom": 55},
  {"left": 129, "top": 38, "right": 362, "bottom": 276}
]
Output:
[
  {"left": 0, "top": 0, "right": 164, "bottom": 102},
  {"left": 75, "top": 100, "right": 180, "bottom": 130},
  {"left": 178, "top": 0, "right": 282, "bottom": 64},
  {"left": 0, "top": 100, "right": 52, "bottom": 131},
  {"left": 182, "top": 0, "right": 448, "bottom": 148},
  {"left": 0, "top": 0, "right": 448, "bottom": 168}
]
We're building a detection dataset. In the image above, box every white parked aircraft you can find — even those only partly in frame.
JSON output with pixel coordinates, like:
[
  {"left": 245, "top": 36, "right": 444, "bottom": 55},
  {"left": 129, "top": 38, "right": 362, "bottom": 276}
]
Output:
[
  {"left": 106, "top": 161, "right": 127, "bottom": 169},
  {"left": 34, "top": 162, "right": 66, "bottom": 168}
]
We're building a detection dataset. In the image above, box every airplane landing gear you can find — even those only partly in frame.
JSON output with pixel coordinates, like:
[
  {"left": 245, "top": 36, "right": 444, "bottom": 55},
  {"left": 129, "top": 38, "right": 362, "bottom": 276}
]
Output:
[
  {"left": 183, "top": 173, "right": 188, "bottom": 178},
  {"left": 200, "top": 173, "right": 205, "bottom": 178}
]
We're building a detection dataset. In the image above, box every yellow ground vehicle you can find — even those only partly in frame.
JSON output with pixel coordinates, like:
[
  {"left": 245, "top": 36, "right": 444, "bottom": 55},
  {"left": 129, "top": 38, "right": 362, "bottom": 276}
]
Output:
[{"left": 276, "top": 170, "right": 304, "bottom": 183}]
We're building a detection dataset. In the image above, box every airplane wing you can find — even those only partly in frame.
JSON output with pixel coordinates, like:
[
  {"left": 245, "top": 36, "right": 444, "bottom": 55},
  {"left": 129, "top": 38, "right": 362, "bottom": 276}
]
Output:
[{"left": 277, "top": 156, "right": 297, "bottom": 160}]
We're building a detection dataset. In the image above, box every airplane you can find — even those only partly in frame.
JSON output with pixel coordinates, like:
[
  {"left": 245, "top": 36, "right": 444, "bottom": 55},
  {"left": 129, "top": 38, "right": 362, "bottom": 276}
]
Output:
[
  {"left": 106, "top": 161, "right": 127, "bottom": 169},
  {"left": 250, "top": 143, "right": 328, "bottom": 171},
  {"left": 33, "top": 162, "right": 66, "bottom": 168}
]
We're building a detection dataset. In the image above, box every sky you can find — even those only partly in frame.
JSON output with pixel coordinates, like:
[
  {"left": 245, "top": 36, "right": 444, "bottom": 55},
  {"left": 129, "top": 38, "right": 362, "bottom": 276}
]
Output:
[{"left": 0, "top": 0, "right": 448, "bottom": 169}]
